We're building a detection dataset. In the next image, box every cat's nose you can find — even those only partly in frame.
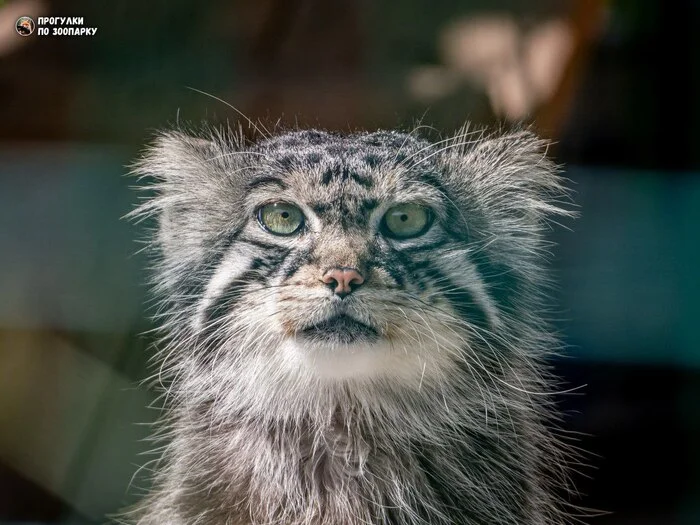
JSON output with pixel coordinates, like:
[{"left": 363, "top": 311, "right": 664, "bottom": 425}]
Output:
[{"left": 322, "top": 267, "right": 365, "bottom": 298}]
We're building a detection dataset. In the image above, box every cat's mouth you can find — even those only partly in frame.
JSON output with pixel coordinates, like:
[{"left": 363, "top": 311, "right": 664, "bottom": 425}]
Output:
[{"left": 298, "top": 314, "right": 379, "bottom": 345}]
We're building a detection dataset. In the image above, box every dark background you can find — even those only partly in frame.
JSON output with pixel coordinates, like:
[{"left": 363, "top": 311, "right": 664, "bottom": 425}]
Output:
[{"left": 1, "top": 0, "right": 699, "bottom": 523}]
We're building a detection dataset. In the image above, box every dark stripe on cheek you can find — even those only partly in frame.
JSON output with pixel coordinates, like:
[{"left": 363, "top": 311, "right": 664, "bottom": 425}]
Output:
[
  {"left": 199, "top": 241, "right": 290, "bottom": 328},
  {"left": 278, "top": 248, "right": 312, "bottom": 280},
  {"left": 199, "top": 259, "right": 271, "bottom": 333},
  {"left": 423, "top": 266, "right": 491, "bottom": 331},
  {"left": 392, "top": 252, "right": 433, "bottom": 292},
  {"left": 265, "top": 247, "right": 292, "bottom": 273},
  {"left": 238, "top": 236, "right": 290, "bottom": 251},
  {"left": 172, "top": 225, "right": 247, "bottom": 309},
  {"left": 199, "top": 274, "right": 254, "bottom": 339},
  {"left": 219, "top": 223, "right": 247, "bottom": 252},
  {"left": 368, "top": 241, "right": 407, "bottom": 288},
  {"left": 398, "top": 239, "right": 448, "bottom": 255},
  {"left": 441, "top": 206, "right": 470, "bottom": 241},
  {"left": 468, "top": 250, "right": 526, "bottom": 317},
  {"left": 374, "top": 254, "right": 406, "bottom": 288}
]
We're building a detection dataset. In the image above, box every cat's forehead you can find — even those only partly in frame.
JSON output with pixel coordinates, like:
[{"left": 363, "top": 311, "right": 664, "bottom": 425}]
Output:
[
  {"left": 248, "top": 130, "right": 442, "bottom": 191},
  {"left": 252, "top": 130, "right": 434, "bottom": 168},
  {"left": 245, "top": 130, "right": 444, "bottom": 227}
]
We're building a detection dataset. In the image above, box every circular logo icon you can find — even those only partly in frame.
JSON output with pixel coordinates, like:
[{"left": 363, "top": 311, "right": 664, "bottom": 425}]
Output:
[{"left": 16, "top": 16, "right": 35, "bottom": 36}]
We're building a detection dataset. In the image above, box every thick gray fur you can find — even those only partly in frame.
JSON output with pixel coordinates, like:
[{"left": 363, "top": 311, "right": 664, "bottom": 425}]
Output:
[{"left": 124, "top": 124, "right": 579, "bottom": 525}]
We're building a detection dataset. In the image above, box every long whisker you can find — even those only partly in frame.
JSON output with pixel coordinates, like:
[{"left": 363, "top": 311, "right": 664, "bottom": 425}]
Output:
[{"left": 185, "top": 86, "right": 271, "bottom": 139}]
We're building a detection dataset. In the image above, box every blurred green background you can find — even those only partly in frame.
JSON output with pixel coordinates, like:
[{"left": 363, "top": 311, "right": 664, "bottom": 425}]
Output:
[{"left": 0, "top": 0, "right": 699, "bottom": 523}]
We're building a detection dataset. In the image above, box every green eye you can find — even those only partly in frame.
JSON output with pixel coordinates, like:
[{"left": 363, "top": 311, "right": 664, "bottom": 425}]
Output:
[
  {"left": 382, "top": 203, "right": 432, "bottom": 239},
  {"left": 257, "top": 203, "right": 305, "bottom": 235}
]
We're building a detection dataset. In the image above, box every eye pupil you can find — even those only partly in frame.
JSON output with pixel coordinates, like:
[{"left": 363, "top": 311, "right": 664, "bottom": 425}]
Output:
[
  {"left": 400, "top": 214, "right": 408, "bottom": 222},
  {"left": 281, "top": 211, "right": 289, "bottom": 219}
]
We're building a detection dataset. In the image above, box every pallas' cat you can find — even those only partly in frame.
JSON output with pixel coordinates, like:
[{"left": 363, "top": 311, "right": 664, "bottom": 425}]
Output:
[{"left": 126, "top": 125, "right": 577, "bottom": 525}]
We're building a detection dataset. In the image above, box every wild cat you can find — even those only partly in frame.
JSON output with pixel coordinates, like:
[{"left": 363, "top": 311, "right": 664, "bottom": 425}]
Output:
[{"left": 126, "top": 124, "right": 578, "bottom": 525}]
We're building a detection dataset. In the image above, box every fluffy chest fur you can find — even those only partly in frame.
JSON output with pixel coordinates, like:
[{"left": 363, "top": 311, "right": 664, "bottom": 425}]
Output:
[{"left": 127, "top": 126, "right": 576, "bottom": 525}]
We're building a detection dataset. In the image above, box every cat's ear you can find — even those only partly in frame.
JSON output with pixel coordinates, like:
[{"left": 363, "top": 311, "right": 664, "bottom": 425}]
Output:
[
  {"left": 126, "top": 131, "right": 217, "bottom": 227},
  {"left": 442, "top": 128, "right": 574, "bottom": 223},
  {"left": 440, "top": 128, "right": 574, "bottom": 285},
  {"left": 127, "top": 129, "right": 248, "bottom": 220},
  {"left": 127, "top": 130, "right": 247, "bottom": 279},
  {"left": 130, "top": 130, "right": 218, "bottom": 186}
]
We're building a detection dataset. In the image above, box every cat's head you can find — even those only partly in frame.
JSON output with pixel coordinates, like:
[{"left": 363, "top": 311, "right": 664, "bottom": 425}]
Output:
[{"left": 131, "top": 126, "right": 570, "bottom": 393}]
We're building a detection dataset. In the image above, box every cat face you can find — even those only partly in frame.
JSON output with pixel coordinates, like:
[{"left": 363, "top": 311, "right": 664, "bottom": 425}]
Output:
[
  {"left": 133, "top": 127, "right": 568, "bottom": 388},
  {"left": 206, "top": 131, "right": 483, "bottom": 381}
]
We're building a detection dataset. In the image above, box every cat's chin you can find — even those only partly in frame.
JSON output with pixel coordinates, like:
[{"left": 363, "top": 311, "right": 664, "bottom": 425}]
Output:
[
  {"left": 284, "top": 337, "right": 406, "bottom": 380},
  {"left": 280, "top": 314, "right": 451, "bottom": 382}
]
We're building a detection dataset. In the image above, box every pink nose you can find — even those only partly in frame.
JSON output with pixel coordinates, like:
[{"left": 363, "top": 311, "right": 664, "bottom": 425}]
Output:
[{"left": 322, "top": 267, "right": 365, "bottom": 297}]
